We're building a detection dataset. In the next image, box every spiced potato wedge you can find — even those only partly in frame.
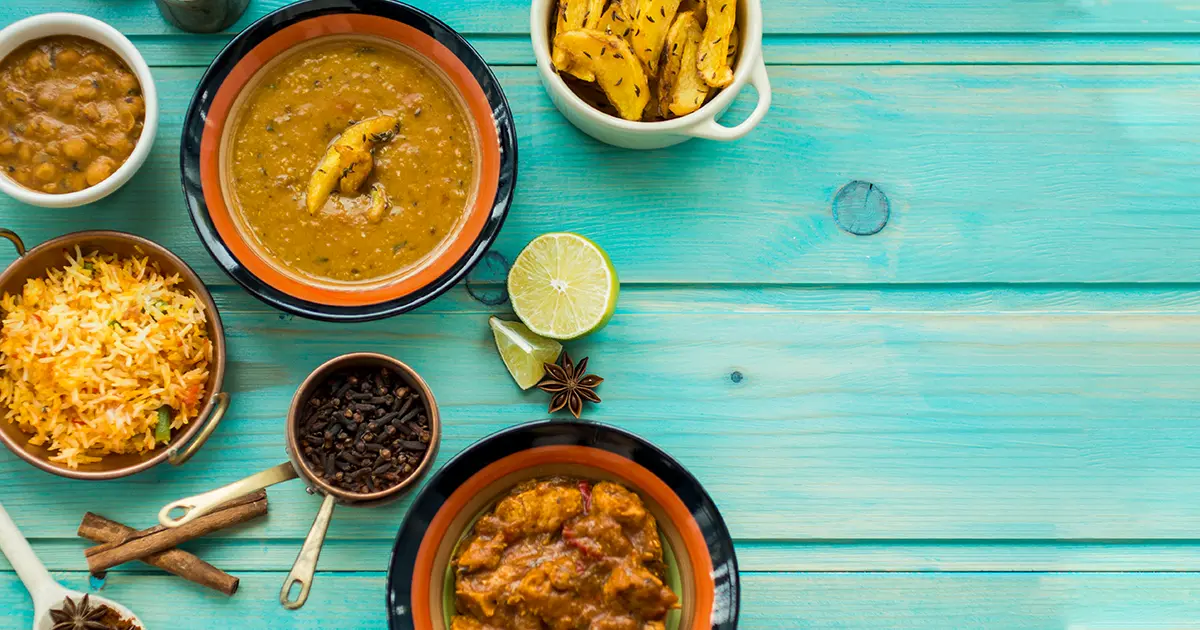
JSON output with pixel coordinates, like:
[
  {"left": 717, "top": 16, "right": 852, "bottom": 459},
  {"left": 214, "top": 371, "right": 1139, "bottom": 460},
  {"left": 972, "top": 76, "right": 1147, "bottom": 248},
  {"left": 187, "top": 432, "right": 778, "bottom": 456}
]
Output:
[{"left": 555, "top": 29, "right": 651, "bottom": 121}]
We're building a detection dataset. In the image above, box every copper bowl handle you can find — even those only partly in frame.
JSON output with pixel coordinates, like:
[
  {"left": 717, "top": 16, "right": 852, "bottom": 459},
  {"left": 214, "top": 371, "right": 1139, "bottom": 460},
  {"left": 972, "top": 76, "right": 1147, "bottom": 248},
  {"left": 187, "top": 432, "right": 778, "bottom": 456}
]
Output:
[
  {"left": 158, "top": 461, "right": 298, "bottom": 528},
  {"left": 280, "top": 493, "right": 337, "bottom": 610},
  {"left": 168, "top": 392, "right": 230, "bottom": 466},
  {"left": 0, "top": 229, "right": 26, "bottom": 257}
]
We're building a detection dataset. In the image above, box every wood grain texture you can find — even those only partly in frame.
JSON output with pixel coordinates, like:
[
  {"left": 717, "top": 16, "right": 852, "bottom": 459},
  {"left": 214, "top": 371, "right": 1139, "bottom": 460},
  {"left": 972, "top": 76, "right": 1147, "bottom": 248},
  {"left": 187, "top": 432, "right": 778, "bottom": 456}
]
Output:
[
  {"left": 743, "top": 573, "right": 1200, "bottom": 629},
  {"left": 8, "top": 0, "right": 1200, "bottom": 35},
  {"left": 0, "top": 288, "right": 1197, "bottom": 541},
  {"left": 4, "top": 572, "right": 1200, "bottom": 629},
  {"left": 3, "top": 0, "right": 1200, "bottom": 627},
  {"left": 14, "top": 538, "right": 1200, "bottom": 573},
  {"left": 119, "top": 34, "right": 1200, "bottom": 68},
  {"left": 4, "top": 66, "right": 1200, "bottom": 284}
]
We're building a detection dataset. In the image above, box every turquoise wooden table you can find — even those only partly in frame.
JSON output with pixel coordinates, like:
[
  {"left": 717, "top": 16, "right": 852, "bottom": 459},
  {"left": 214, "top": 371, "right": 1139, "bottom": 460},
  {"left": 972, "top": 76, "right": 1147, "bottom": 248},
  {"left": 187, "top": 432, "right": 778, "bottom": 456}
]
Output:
[{"left": 4, "top": 0, "right": 1200, "bottom": 627}]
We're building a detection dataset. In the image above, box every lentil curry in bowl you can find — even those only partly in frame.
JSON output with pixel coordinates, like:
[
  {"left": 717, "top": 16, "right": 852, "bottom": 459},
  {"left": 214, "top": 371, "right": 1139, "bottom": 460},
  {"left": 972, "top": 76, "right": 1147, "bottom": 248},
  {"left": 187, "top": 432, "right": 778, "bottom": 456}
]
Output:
[
  {"left": 185, "top": 2, "right": 516, "bottom": 321},
  {"left": 223, "top": 36, "right": 478, "bottom": 285},
  {"left": 0, "top": 35, "right": 145, "bottom": 194}
]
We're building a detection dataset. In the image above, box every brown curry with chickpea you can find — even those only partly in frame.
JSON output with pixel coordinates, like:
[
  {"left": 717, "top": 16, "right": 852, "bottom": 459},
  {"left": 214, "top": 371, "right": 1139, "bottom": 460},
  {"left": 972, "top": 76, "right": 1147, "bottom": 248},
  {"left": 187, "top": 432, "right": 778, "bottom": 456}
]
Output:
[
  {"left": 226, "top": 38, "right": 478, "bottom": 284},
  {"left": 0, "top": 36, "right": 145, "bottom": 194},
  {"left": 452, "top": 477, "right": 679, "bottom": 630}
]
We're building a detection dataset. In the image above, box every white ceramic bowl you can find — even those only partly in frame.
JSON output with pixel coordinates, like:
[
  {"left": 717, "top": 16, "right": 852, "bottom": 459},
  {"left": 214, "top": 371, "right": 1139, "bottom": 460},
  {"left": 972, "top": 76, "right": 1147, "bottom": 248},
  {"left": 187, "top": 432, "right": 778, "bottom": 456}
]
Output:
[
  {"left": 532, "top": 0, "right": 770, "bottom": 149},
  {"left": 0, "top": 13, "right": 158, "bottom": 208}
]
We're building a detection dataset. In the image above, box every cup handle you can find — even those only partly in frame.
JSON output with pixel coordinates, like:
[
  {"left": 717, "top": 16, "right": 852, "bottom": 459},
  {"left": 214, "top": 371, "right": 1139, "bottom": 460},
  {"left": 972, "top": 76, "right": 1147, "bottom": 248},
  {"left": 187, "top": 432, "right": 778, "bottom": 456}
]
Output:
[
  {"left": 0, "top": 229, "right": 26, "bottom": 257},
  {"left": 684, "top": 56, "right": 772, "bottom": 142},
  {"left": 280, "top": 494, "right": 337, "bottom": 610},
  {"left": 158, "top": 462, "right": 298, "bottom": 528},
  {"left": 168, "top": 391, "right": 230, "bottom": 466}
]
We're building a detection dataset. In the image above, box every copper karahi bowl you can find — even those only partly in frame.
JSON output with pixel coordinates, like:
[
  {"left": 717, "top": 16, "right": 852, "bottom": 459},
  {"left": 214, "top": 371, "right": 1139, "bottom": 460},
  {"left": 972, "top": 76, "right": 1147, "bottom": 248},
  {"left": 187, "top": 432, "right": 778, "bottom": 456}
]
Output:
[{"left": 0, "top": 228, "right": 229, "bottom": 480}]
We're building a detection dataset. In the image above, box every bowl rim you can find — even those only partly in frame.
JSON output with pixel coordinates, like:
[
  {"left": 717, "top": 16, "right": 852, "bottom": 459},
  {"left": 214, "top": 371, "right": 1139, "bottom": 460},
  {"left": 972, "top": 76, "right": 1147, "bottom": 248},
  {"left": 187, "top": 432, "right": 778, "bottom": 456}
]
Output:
[
  {"left": 0, "top": 13, "right": 159, "bottom": 208},
  {"left": 180, "top": 0, "right": 517, "bottom": 322},
  {"left": 0, "top": 230, "right": 226, "bottom": 480},
  {"left": 385, "top": 419, "right": 741, "bottom": 630},
  {"left": 530, "top": 0, "right": 763, "bottom": 131},
  {"left": 285, "top": 352, "right": 441, "bottom": 504}
]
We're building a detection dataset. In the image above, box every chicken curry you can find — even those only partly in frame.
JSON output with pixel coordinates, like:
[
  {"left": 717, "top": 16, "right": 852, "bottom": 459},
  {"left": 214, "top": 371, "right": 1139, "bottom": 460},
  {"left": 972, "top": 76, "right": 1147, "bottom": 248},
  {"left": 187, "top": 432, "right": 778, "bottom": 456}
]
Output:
[{"left": 451, "top": 477, "right": 679, "bottom": 630}]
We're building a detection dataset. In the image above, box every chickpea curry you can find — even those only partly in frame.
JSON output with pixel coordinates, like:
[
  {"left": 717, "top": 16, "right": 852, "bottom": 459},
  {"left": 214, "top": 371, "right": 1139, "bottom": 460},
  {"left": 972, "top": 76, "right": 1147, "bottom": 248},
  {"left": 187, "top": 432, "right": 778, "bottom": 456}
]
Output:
[
  {"left": 0, "top": 36, "right": 145, "bottom": 194},
  {"left": 451, "top": 478, "right": 680, "bottom": 630},
  {"left": 226, "top": 38, "right": 478, "bottom": 284}
]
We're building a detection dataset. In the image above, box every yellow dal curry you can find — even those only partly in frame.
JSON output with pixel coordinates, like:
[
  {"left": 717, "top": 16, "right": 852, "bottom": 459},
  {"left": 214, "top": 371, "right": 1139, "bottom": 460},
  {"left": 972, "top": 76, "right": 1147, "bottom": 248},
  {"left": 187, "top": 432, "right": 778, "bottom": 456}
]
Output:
[{"left": 227, "top": 38, "right": 477, "bottom": 283}]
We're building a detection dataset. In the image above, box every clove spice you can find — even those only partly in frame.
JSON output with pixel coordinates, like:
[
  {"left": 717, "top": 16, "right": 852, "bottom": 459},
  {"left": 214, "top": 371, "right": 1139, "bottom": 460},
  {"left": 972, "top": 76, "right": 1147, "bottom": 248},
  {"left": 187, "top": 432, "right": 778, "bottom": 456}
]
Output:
[{"left": 297, "top": 366, "right": 431, "bottom": 494}]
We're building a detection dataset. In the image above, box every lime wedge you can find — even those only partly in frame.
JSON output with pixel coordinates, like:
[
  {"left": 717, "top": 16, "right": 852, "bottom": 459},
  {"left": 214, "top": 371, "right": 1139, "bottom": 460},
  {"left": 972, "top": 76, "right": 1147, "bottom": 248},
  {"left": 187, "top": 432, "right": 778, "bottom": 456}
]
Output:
[
  {"left": 507, "top": 233, "right": 619, "bottom": 340},
  {"left": 489, "top": 317, "right": 563, "bottom": 389}
]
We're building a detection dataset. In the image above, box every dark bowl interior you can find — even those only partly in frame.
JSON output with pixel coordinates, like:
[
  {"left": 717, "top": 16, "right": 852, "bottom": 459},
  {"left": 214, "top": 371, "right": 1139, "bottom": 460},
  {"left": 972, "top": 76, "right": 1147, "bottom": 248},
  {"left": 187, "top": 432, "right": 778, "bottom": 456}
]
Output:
[
  {"left": 180, "top": 0, "right": 517, "bottom": 322},
  {"left": 0, "top": 230, "right": 226, "bottom": 480}
]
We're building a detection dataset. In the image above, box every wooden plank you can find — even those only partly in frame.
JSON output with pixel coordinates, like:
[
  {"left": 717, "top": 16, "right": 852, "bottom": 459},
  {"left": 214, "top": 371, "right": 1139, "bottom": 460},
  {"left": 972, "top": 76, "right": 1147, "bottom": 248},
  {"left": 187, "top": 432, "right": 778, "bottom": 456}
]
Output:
[
  {"left": 11, "top": 538, "right": 1200, "bottom": 573},
  {"left": 742, "top": 573, "right": 1200, "bottom": 629},
  {"left": 9, "top": 0, "right": 1200, "bottom": 35},
  {"left": 5, "top": 572, "right": 1200, "bottom": 628},
  {"left": 125, "top": 33, "right": 536, "bottom": 67},
  {"left": 4, "top": 66, "right": 1200, "bottom": 284},
  {"left": 124, "top": 33, "right": 1200, "bottom": 68},
  {"left": 403, "top": 284, "right": 1200, "bottom": 316},
  {"left": 757, "top": 34, "right": 1200, "bottom": 65},
  {"left": 0, "top": 287, "right": 1197, "bottom": 541},
  {"left": 735, "top": 541, "right": 1200, "bottom": 573}
]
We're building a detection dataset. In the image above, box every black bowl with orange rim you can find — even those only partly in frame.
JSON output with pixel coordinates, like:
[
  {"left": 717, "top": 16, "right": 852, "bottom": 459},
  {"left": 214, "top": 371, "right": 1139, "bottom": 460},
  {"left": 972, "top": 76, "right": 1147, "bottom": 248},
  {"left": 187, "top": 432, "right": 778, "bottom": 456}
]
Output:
[
  {"left": 181, "top": 0, "right": 516, "bottom": 322},
  {"left": 386, "top": 420, "right": 740, "bottom": 630}
]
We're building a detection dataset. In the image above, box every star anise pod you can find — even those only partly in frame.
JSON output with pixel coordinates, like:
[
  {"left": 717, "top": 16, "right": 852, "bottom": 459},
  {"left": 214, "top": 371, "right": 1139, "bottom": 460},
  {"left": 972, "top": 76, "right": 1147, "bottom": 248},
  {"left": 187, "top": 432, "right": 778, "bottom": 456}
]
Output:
[
  {"left": 537, "top": 352, "right": 602, "bottom": 419},
  {"left": 49, "top": 594, "right": 110, "bottom": 630}
]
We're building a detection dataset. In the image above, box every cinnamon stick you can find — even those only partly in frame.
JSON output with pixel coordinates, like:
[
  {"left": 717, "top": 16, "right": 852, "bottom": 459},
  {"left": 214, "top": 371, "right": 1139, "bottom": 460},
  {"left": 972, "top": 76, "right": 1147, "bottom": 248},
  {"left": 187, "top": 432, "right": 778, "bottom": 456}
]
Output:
[
  {"left": 84, "top": 490, "right": 268, "bottom": 575},
  {"left": 78, "top": 512, "right": 240, "bottom": 596}
]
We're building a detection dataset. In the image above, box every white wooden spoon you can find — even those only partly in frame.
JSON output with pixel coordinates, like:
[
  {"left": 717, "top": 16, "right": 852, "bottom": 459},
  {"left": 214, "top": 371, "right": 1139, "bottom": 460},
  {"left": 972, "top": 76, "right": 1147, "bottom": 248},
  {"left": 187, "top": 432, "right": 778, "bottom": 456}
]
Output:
[{"left": 0, "top": 501, "right": 144, "bottom": 630}]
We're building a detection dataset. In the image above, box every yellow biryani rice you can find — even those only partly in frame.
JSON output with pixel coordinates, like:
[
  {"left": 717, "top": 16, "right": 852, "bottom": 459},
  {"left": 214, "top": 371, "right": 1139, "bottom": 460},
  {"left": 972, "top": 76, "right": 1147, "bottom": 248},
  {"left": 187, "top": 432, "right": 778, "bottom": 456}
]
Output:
[{"left": 0, "top": 247, "right": 212, "bottom": 468}]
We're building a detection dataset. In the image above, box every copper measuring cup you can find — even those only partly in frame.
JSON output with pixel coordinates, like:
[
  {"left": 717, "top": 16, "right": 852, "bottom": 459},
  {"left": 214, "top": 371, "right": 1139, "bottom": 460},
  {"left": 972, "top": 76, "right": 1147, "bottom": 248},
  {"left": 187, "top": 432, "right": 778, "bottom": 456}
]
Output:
[{"left": 156, "top": 353, "right": 440, "bottom": 609}]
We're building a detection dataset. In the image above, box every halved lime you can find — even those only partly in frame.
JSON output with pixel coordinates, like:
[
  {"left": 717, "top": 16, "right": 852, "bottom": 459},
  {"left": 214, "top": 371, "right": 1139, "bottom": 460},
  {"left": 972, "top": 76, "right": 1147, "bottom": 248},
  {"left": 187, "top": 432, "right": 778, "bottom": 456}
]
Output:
[
  {"left": 489, "top": 317, "right": 563, "bottom": 390},
  {"left": 507, "top": 233, "right": 619, "bottom": 340}
]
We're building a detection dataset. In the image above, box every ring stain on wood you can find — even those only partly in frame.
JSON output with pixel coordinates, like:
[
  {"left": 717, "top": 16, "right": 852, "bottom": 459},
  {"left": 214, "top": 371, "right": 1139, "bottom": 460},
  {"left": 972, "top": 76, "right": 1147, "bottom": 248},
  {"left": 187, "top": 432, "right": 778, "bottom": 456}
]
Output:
[
  {"left": 833, "top": 180, "right": 890, "bottom": 236},
  {"left": 465, "top": 251, "right": 511, "bottom": 306}
]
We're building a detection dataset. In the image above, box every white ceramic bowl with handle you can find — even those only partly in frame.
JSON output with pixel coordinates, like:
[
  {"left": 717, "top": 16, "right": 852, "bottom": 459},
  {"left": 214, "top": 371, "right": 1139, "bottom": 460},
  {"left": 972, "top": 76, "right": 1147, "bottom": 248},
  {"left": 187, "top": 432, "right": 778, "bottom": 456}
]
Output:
[
  {"left": 531, "top": 0, "right": 770, "bottom": 149},
  {"left": 0, "top": 13, "right": 158, "bottom": 208}
]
